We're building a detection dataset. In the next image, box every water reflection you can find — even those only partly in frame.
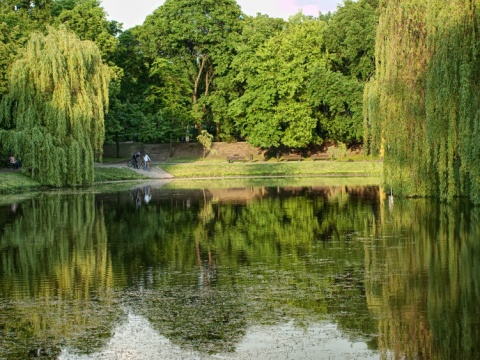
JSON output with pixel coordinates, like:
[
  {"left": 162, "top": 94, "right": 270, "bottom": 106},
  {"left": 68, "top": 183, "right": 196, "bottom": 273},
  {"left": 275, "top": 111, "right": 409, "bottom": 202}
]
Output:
[
  {"left": 59, "top": 313, "right": 378, "bottom": 360},
  {"left": 130, "top": 186, "right": 153, "bottom": 209},
  {"left": 0, "top": 183, "right": 479, "bottom": 359},
  {"left": 365, "top": 199, "right": 480, "bottom": 360}
]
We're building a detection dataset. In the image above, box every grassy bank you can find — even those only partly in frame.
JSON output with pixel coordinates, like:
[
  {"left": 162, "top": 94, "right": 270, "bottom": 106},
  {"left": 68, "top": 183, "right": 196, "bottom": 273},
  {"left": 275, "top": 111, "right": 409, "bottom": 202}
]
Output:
[
  {"left": 164, "top": 176, "right": 381, "bottom": 189},
  {"left": 0, "top": 172, "right": 41, "bottom": 193},
  {"left": 0, "top": 167, "right": 148, "bottom": 193},
  {"left": 93, "top": 167, "right": 148, "bottom": 182},
  {"left": 0, "top": 160, "right": 382, "bottom": 193},
  {"left": 160, "top": 160, "right": 382, "bottom": 178}
]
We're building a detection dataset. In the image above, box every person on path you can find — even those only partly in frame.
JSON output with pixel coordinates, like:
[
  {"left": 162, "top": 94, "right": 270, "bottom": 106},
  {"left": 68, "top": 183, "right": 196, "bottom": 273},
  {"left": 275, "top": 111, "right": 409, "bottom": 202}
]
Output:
[
  {"left": 132, "top": 151, "right": 141, "bottom": 168},
  {"left": 143, "top": 153, "right": 151, "bottom": 171}
]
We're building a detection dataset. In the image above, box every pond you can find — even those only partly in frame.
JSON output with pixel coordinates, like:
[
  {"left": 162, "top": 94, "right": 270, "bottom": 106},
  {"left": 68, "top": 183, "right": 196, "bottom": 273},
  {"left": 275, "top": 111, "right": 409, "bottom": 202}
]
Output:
[{"left": 0, "top": 180, "right": 479, "bottom": 359}]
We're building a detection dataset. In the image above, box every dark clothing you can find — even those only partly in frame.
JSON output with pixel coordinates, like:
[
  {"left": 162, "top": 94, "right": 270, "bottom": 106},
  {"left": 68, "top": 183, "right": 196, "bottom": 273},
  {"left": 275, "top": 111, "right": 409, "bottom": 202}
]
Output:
[
  {"left": 133, "top": 152, "right": 141, "bottom": 168},
  {"left": 9, "top": 156, "right": 19, "bottom": 169}
]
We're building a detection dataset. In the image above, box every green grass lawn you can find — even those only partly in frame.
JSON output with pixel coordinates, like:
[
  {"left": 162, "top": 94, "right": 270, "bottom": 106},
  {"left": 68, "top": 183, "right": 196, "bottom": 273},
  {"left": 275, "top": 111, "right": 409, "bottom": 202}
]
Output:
[
  {"left": 0, "top": 171, "right": 40, "bottom": 193},
  {"left": 0, "top": 167, "right": 148, "bottom": 193},
  {"left": 160, "top": 160, "right": 382, "bottom": 178},
  {"left": 93, "top": 167, "right": 148, "bottom": 182}
]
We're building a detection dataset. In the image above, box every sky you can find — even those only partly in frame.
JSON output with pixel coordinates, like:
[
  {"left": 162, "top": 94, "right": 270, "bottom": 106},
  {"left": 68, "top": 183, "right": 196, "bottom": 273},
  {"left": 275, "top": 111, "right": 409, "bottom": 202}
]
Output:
[{"left": 101, "top": 0, "right": 345, "bottom": 30}]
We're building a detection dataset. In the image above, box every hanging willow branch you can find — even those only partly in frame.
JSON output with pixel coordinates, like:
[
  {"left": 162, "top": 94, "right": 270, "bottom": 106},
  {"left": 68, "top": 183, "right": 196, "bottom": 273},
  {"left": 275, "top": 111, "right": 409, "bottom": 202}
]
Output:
[
  {"left": 0, "top": 26, "right": 109, "bottom": 187},
  {"left": 364, "top": 0, "right": 480, "bottom": 204}
]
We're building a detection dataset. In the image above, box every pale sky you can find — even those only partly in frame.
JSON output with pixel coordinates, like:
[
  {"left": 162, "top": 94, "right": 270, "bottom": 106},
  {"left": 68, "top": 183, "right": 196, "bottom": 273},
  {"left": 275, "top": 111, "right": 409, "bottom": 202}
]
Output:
[{"left": 100, "top": 0, "right": 345, "bottom": 30}]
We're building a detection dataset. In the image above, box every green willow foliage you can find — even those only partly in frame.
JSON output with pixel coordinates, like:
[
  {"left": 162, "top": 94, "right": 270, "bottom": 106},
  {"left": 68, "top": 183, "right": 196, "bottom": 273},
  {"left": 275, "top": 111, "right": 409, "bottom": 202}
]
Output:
[
  {"left": 364, "top": 0, "right": 480, "bottom": 203},
  {"left": 0, "top": 26, "right": 109, "bottom": 187}
]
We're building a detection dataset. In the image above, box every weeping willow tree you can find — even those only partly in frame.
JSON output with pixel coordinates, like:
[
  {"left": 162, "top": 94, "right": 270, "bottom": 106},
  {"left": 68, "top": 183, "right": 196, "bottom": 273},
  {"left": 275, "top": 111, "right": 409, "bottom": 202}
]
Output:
[
  {"left": 425, "top": 0, "right": 480, "bottom": 203},
  {"left": 364, "top": 0, "right": 431, "bottom": 198},
  {"left": 364, "top": 0, "right": 480, "bottom": 204},
  {"left": 0, "top": 26, "right": 109, "bottom": 186}
]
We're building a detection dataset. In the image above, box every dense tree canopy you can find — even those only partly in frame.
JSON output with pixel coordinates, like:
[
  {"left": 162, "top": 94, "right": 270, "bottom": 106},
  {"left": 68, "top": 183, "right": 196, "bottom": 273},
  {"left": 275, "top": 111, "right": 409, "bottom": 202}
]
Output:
[
  {"left": 210, "top": 14, "right": 286, "bottom": 140},
  {"left": 54, "top": 0, "right": 119, "bottom": 59},
  {"left": 0, "top": 0, "right": 54, "bottom": 99},
  {"left": 230, "top": 16, "right": 325, "bottom": 148},
  {"left": 312, "top": 0, "right": 378, "bottom": 144},
  {"left": 229, "top": 1, "right": 377, "bottom": 148},
  {"left": 0, "top": 0, "right": 383, "bottom": 186}
]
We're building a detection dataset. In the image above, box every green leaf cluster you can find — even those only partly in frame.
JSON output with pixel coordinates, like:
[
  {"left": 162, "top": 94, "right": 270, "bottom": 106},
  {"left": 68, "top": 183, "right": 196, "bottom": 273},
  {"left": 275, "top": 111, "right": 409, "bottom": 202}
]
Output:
[{"left": 53, "top": 0, "right": 119, "bottom": 59}]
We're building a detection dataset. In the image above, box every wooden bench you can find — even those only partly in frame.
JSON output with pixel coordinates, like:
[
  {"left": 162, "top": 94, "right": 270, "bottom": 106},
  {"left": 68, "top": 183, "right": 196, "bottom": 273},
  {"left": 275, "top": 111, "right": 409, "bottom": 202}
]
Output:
[
  {"left": 310, "top": 153, "right": 329, "bottom": 161},
  {"left": 282, "top": 154, "right": 302, "bottom": 161},
  {"left": 227, "top": 154, "right": 245, "bottom": 163}
]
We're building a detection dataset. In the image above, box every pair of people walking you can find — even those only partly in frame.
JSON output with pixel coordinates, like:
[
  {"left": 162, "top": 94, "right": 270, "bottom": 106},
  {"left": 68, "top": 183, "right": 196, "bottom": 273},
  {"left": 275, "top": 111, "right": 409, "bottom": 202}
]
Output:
[{"left": 132, "top": 151, "right": 151, "bottom": 171}]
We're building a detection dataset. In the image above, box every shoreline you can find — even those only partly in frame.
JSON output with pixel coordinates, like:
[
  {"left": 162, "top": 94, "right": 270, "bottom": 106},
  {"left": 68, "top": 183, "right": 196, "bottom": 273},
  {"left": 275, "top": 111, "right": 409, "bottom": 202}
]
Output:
[{"left": 0, "top": 160, "right": 383, "bottom": 194}]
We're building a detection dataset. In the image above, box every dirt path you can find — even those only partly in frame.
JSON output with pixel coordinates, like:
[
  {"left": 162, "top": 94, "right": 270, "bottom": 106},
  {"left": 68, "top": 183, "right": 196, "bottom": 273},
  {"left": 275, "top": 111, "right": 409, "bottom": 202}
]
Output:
[{"left": 95, "top": 162, "right": 174, "bottom": 179}]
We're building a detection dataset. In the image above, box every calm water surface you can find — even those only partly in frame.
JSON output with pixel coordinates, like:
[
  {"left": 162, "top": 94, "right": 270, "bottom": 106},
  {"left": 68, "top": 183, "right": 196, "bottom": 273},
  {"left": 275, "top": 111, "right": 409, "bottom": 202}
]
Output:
[{"left": 0, "top": 181, "right": 479, "bottom": 359}]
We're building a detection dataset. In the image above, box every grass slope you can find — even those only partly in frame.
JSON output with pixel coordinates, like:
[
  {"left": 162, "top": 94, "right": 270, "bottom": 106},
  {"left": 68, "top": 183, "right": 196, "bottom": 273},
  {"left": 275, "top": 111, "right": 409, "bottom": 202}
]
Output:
[{"left": 160, "top": 161, "right": 382, "bottom": 178}]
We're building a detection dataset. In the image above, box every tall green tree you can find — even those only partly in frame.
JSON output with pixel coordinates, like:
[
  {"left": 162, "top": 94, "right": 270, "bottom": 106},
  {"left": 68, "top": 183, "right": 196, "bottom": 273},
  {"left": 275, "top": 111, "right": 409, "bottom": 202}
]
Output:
[
  {"left": 54, "top": 0, "right": 119, "bottom": 59},
  {"left": 424, "top": 0, "right": 480, "bottom": 204},
  {"left": 364, "top": 0, "right": 480, "bottom": 203},
  {"left": 139, "top": 0, "right": 243, "bottom": 127},
  {"left": 111, "top": 30, "right": 149, "bottom": 106},
  {"left": 143, "top": 57, "right": 192, "bottom": 142},
  {"left": 209, "top": 14, "right": 286, "bottom": 140},
  {"left": 229, "top": 2, "right": 377, "bottom": 149},
  {"left": 323, "top": 0, "right": 378, "bottom": 81},
  {"left": 0, "top": 0, "right": 54, "bottom": 99},
  {"left": 309, "top": 0, "right": 378, "bottom": 145},
  {"left": 0, "top": 17, "right": 20, "bottom": 97},
  {"left": 230, "top": 15, "right": 325, "bottom": 148},
  {"left": 0, "top": 0, "right": 53, "bottom": 29},
  {"left": 107, "top": 27, "right": 192, "bottom": 145},
  {"left": 105, "top": 29, "right": 150, "bottom": 144},
  {"left": 0, "top": 26, "right": 110, "bottom": 186}
]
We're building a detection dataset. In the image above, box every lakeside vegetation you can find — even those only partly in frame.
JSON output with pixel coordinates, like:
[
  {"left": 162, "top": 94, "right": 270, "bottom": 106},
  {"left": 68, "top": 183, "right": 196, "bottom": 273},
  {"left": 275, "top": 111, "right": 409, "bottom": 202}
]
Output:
[
  {"left": 93, "top": 167, "right": 148, "bottom": 182},
  {"left": 0, "top": 172, "right": 41, "bottom": 193},
  {"left": 0, "top": 160, "right": 382, "bottom": 193},
  {"left": 1, "top": 1, "right": 479, "bottom": 203},
  {"left": 364, "top": 0, "right": 480, "bottom": 204}
]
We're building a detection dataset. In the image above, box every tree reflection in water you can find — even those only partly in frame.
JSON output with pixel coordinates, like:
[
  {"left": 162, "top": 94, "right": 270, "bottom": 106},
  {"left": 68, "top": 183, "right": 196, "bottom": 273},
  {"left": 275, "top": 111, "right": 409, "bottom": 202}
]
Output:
[{"left": 0, "top": 184, "right": 478, "bottom": 359}]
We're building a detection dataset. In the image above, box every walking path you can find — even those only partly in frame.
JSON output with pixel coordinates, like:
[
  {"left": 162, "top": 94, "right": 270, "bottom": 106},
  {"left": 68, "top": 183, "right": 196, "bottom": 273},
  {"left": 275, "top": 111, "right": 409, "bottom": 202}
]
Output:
[
  {"left": 131, "top": 165, "right": 174, "bottom": 179},
  {"left": 95, "top": 162, "right": 174, "bottom": 179}
]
